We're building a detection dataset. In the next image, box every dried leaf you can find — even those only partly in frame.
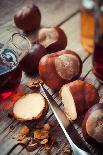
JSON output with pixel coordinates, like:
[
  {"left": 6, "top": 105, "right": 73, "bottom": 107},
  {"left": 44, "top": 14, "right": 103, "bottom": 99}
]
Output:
[
  {"left": 15, "top": 120, "right": 59, "bottom": 152},
  {"left": 63, "top": 146, "right": 72, "bottom": 155},
  {"left": 19, "top": 126, "right": 30, "bottom": 137},
  {"left": 43, "top": 123, "right": 51, "bottom": 131},
  {"left": 45, "top": 137, "right": 57, "bottom": 151},
  {"left": 17, "top": 135, "right": 26, "bottom": 141},
  {"left": 26, "top": 139, "right": 39, "bottom": 152},
  {"left": 26, "top": 79, "right": 43, "bottom": 89},
  {"left": 49, "top": 120, "right": 57, "bottom": 127},
  {"left": 19, "top": 137, "right": 30, "bottom": 145},
  {"left": 34, "top": 130, "right": 49, "bottom": 140},
  {"left": 45, "top": 145, "right": 51, "bottom": 151},
  {"left": 40, "top": 139, "right": 48, "bottom": 145}
]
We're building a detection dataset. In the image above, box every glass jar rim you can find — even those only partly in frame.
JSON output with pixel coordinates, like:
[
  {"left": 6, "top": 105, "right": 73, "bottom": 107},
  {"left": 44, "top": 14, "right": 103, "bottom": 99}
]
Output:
[{"left": 11, "top": 33, "right": 31, "bottom": 51}]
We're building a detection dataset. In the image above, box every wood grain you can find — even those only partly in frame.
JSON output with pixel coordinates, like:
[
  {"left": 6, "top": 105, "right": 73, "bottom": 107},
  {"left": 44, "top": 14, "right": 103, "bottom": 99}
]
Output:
[
  {"left": 61, "top": 13, "right": 89, "bottom": 61},
  {"left": 0, "top": 18, "right": 94, "bottom": 155},
  {"left": 0, "top": 1, "right": 102, "bottom": 155},
  {"left": 0, "top": 0, "right": 80, "bottom": 27}
]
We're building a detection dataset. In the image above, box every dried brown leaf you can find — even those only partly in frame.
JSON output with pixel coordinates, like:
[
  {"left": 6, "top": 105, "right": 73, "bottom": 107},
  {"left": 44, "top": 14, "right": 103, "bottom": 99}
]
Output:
[
  {"left": 63, "top": 146, "right": 72, "bottom": 155},
  {"left": 43, "top": 123, "right": 51, "bottom": 131},
  {"left": 19, "top": 137, "right": 30, "bottom": 145},
  {"left": 19, "top": 126, "right": 30, "bottom": 136},
  {"left": 34, "top": 130, "right": 49, "bottom": 140},
  {"left": 26, "top": 79, "right": 43, "bottom": 89},
  {"left": 17, "top": 135, "right": 26, "bottom": 141},
  {"left": 26, "top": 140, "right": 39, "bottom": 152},
  {"left": 40, "top": 139, "right": 48, "bottom": 145},
  {"left": 49, "top": 120, "right": 57, "bottom": 127},
  {"left": 45, "top": 137, "right": 57, "bottom": 151},
  {"left": 45, "top": 145, "right": 51, "bottom": 151}
]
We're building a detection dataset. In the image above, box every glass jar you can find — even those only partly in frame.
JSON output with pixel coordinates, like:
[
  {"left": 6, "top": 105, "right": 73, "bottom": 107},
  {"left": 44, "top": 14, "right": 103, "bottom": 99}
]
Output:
[
  {"left": 92, "top": 0, "right": 103, "bottom": 82},
  {"left": 81, "top": 0, "right": 103, "bottom": 53},
  {"left": 0, "top": 33, "right": 31, "bottom": 100}
]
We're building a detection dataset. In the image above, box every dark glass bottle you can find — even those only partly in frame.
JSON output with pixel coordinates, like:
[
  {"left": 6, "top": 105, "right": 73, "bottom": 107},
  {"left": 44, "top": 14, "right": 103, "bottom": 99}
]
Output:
[
  {"left": 0, "top": 33, "right": 31, "bottom": 100},
  {"left": 92, "top": 0, "right": 103, "bottom": 82}
]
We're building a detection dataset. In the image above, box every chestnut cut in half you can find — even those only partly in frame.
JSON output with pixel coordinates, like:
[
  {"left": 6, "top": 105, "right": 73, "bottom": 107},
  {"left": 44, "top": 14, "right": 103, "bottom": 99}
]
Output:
[
  {"left": 60, "top": 80, "right": 99, "bottom": 120},
  {"left": 14, "top": 3, "right": 41, "bottom": 32},
  {"left": 13, "top": 93, "right": 48, "bottom": 121},
  {"left": 82, "top": 103, "right": 103, "bottom": 147},
  {"left": 39, "top": 50, "right": 82, "bottom": 90},
  {"left": 37, "top": 27, "right": 67, "bottom": 53}
]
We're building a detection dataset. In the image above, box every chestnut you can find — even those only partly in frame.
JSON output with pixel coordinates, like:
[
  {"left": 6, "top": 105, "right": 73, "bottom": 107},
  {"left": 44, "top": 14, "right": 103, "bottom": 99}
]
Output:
[
  {"left": 14, "top": 3, "right": 41, "bottom": 32},
  {"left": 82, "top": 103, "right": 103, "bottom": 147},
  {"left": 13, "top": 93, "right": 48, "bottom": 121},
  {"left": 20, "top": 44, "right": 47, "bottom": 75},
  {"left": 60, "top": 80, "right": 99, "bottom": 120},
  {"left": 39, "top": 50, "right": 82, "bottom": 90},
  {"left": 37, "top": 27, "right": 67, "bottom": 53}
]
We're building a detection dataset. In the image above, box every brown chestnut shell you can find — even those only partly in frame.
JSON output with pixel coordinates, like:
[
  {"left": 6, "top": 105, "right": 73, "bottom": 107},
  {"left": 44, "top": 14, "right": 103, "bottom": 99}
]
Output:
[
  {"left": 39, "top": 50, "right": 82, "bottom": 90},
  {"left": 37, "top": 27, "right": 67, "bottom": 53},
  {"left": 82, "top": 103, "right": 103, "bottom": 148},
  {"left": 14, "top": 3, "right": 41, "bottom": 32}
]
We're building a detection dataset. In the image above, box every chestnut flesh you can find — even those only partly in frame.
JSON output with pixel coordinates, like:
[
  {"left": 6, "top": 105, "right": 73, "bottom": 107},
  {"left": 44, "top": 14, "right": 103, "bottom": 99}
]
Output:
[
  {"left": 60, "top": 80, "right": 99, "bottom": 120},
  {"left": 13, "top": 93, "right": 48, "bottom": 121}
]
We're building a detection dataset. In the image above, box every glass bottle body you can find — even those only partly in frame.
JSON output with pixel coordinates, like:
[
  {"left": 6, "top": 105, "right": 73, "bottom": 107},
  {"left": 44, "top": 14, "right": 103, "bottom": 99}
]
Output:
[
  {"left": 92, "top": 36, "right": 103, "bottom": 82},
  {"left": 0, "top": 33, "right": 31, "bottom": 100},
  {"left": 81, "top": 8, "right": 94, "bottom": 53},
  {"left": 81, "top": 0, "right": 103, "bottom": 53}
]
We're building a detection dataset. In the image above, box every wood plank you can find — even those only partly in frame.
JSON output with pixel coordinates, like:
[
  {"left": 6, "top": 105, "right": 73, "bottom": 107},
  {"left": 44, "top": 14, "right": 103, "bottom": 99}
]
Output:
[
  {"left": 84, "top": 71, "right": 100, "bottom": 89},
  {"left": 19, "top": 73, "right": 103, "bottom": 155},
  {"left": 0, "top": 72, "right": 102, "bottom": 155},
  {"left": 0, "top": 114, "right": 59, "bottom": 155},
  {"left": 85, "top": 71, "right": 103, "bottom": 103},
  {"left": 0, "top": 11, "right": 81, "bottom": 127},
  {"left": 0, "top": 91, "right": 62, "bottom": 155},
  {"left": 0, "top": 111, "right": 15, "bottom": 134},
  {"left": 19, "top": 116, "right": 69, "bottom": 155},
  {"left": 0, "top": 69, "right": 99, "bottom": 153},
  {"left": 0, "top": 5, "right": 101, "bottom": 155},
  {"left": 0, "top": 0, "right": 80, "bottom": 28},
  {"left": 0, "top": 13, "right": 90, "bottom": 63},
  {"left": 61, "top": 13, "right": 90, "bottom": 61},
  {"left": 0, "top": 83, "right": 57, "bottom": 139},
  {"left": 20, "top": 67, "right": 97, "bottom": 155},
  {"left": 0, "top": 12, "right": 94, "bottom": 154},
  {"left": 81, "top": 55, "right": 92, "bottom": 79}
]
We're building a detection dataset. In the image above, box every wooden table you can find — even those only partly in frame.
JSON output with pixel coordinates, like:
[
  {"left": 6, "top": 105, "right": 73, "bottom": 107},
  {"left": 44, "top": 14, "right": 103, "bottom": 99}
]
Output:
[{"left": 0, "top": 0, "right": 102, "bottom": 155}]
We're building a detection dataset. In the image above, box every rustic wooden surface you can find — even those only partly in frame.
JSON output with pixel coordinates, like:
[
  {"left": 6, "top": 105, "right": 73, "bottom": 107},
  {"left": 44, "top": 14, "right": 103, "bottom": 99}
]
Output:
[{"left": 0, "top": 0, "right": 103, "bottom": 155}]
